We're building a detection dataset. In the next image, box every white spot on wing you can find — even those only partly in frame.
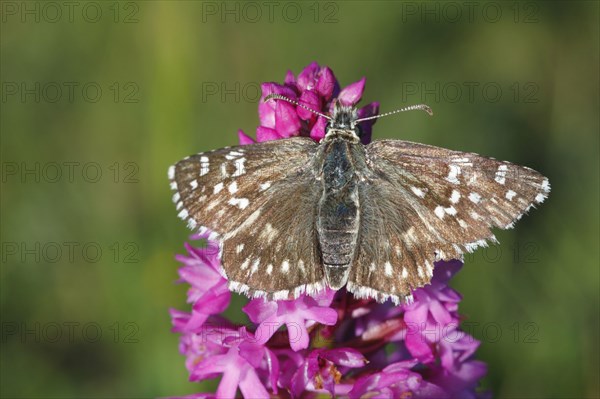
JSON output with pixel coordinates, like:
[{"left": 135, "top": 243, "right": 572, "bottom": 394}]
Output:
[
  {"left": 250, "top": 259, "right": 260, "bottom": 274},
  {"left": 214, "top": 182, "right": 224, "bottom": 194},
  {"left": 450, "top": 190, "right": 461, "bottom": 204},
  {"left": 541, "top": 179, "right": 550, "bottom": 192},
  {"left": 236, "top": 244, "right": 244, "bottom": 254},
  {"left": 281, "top": 260, "right": 290, "bottom": 273},
  {"left": 200, "top": 156, "right": 210, "bottom": 176},
  {"left": 273, "top": 290, "right": 290, "bottom": 301},
  {"left": 190, "top": 180, "right": 198, "bottom": 189},
  {"left": 241, "top": 258, "right": 250, "bottom": 270},
  {"left": 168, "top": 165, "right": 175, "bottom": 179},
  {"left": 446, "top": 164, "right": 461, "bottom": 184},
  {"left": 465, "top": 239, "right": 488, "bottom": 252},
  {"left": 178, "top": 209, "right": 188, "bottom": 220},
  {"left": 469, "top": 192, "right": 481, "bottom": 203},
  {"left": 535, "top": 193, "right": 546, "bottom": 203},
  {"left": 435, "top": 206, "right": 445, "bottom": 219},
  {"left": 228, "top": 197, "right": 249, "bottom": 209},
  {"left": 187, "top": 219, "right": 197, "bottom": 229},
  {"left": 228, "top": 181, "right": 238, "bottom": 194},
  {"left": 495, "top": 164, "right": 508, "bottom": 184},
  {"left": 411, "top": 186, "right": 425, "bottom": 198},
  {"left": 384, "top": 262, "right": 393, "bottom": 276},
  {"left": 505, "top": 190, "right": 516, "bottom": 200},
  {"left": 259, "top": 181, "right": 272, "bottom": 192},
  {"left": 453, "top": 157, "right": 472, "bottom": 164},
  {"left": 425, "top": 261, "right": 434, "bottom": 277},
  {"left": 220, "top": 163, "right": 228, "bottom": 177},
  {"left": 233, "top": 158, "right": 246, "bottom": 177},
  {"left": 298, "top": 259, "right": 306, "bottom": 274},
  {"left": 263, "top": 223, "right": 278, "bottom": 243},
  {"left": 401, "top": 268, "right": 408, "bottom": 278},
  {"left": 266, "top": 264, "right": 273, "bottom": 275},
  {"left": 225, "top": 151, "right": 243, "bottom": 160}
]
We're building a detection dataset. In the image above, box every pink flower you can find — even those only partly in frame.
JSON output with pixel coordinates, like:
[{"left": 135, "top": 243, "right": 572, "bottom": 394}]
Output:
[
  {"left": 243, "top": 290, "right": 338, "bottom": 351},
  {"left": 291, "top": 348, "right": 367, "bottom": 397},
  {"left": 403, "top": 260, "right": 463, "bottom": 362},
  {"left": 189, "top": 327, "right": 278, "bottom": 398},
  {"left": 349, "top": 360, "right": 447, "bottom": 399},
  {"left": 249, "top": 62, "right": 379, "bottom": 143},
  {"left": 169, "top": 63, "right": 489, "bottom": 399},
  {"left": 171, "top": 234, "right": 231, "bottom": 333}
]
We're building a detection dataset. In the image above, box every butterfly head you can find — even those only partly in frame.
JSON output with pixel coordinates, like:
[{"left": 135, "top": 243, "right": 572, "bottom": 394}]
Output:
[
  {"left": 263, "top": 93, "right": 433, "bottom": 143},
  {"left": 326, "top": 100, "right": 361, "bottom": 140}
]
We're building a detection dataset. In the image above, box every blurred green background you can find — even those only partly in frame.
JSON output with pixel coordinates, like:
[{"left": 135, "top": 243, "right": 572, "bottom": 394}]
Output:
[{"left": 1, "top": 1, "right": 598, "bottom": 398}]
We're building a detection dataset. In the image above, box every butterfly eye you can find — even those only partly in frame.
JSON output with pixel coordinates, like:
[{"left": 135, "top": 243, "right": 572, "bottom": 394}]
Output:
[{"left": 354, "top": 124, "right": 363, "bottom": 138}]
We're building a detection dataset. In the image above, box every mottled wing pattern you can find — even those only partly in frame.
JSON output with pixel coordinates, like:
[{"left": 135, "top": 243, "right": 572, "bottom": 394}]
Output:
[
  {"left": 348, "top": 139, "right": 550, "bottom": 304},
  {"left": 169, "top": 137, "right": 325, "bottom": 299}
]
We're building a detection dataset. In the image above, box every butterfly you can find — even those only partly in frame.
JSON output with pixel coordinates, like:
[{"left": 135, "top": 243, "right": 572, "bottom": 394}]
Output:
[{"left": 169, "top": 94, "right": 550, "bottom": 304}]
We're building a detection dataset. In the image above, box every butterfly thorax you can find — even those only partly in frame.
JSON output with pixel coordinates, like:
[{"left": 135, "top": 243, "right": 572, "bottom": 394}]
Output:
[{"left": 317, "top": 112, "right": 363, "bottom": 289}]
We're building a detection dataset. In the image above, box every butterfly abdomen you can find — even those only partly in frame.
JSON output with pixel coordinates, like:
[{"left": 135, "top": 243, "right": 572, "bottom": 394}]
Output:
[{"left": 317, "top": 138, "right": 361, "bottom": 289}]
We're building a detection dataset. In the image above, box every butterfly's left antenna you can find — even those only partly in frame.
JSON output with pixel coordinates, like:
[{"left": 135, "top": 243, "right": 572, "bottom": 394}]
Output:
[
  {"left": 264, "top": 94, "right": 332, "bottom": 120},
  {"left": 355, "top": 104, "right": 433, "bottom": 123}
]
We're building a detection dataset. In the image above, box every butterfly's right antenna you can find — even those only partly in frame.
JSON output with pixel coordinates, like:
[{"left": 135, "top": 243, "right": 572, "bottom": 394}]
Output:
[
  {"left": 264, "top": 94, "right": 332, "bottom": 120},
  {"left": 355, "top": 104, "right": 433, "bottom": 123}
]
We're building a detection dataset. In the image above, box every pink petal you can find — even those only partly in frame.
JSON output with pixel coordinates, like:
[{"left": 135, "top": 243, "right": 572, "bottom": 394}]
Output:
[
  {"left": 264, "top": 348, "right": 280, "bottom": 394},
  {"left": 183, "top": 309, "right": 211, "bottom": 332},
  {"left": 259, "top": 83, "right": 296, "bottom": 128},
  {"left": 429, "top": 298, "right": 454, "bottom": 326},
  {"left": 302, "top": 306, "right": 338, "bottom": 326},
  {"left": 317, "top": 66, "right": 337, "bottom": 100},
  {"left": 170, "top": 309, "right": 191, "bottom": 332},
  {"left": 275, "top": 101, "right": 301, "bottom": 137},
  {"left": 252, "top": 319, "right": 279, "bottom": 345},
  {"left": 405, "top": 332, "right": 434, "bottom": 362},
  {"left": 237, "top": 129, "right": 255, "bottom": 145},
  {"left": 291, "top": 361, "right": 311, "bottom": 397},
  {"left": 178, "top": 265, "right": 222, "bottom": 289},
  {"left": 383, "top": 359, "right": 420, "bottom": 373},
  {"left": 310, "top": 116, "right": 328, "bottom": 142},
  {"left": 312, "top": 288, "right": 337, "bottom": 306},
  {"left": 287, "top": 318, "right": 310, "bottom": 351},
  {"left": 338, "top": 77, "right": 366, "bottom": 106},
  {"left": 322, "top": 348, "right": 367, "bottom": 368},
  {"left": 215, "top": 366, "right": 242, "bottom": 398},
  {"left": 192, "top": 353, "right": 228, "bottom": 380},
  {"left": 256, "top": 126, "right": 282, "bottom": 142},
  {"left": 284, "top": 69, "right": 296, "bottom": 86},
  {"left": 243, "top": 299, "right": 278, "bottom": 323},
  {"left": 192, "top": 290, "right": 230, "bottom": 315},
  {"left": 239, "top": 367, "right": 271, "bottom": 399},
  {"left": 297, "top": 61, "right": 320, "bottom": 91},
  {"left": 297, "top": 90, "right": 321, "bottom": 121}
]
